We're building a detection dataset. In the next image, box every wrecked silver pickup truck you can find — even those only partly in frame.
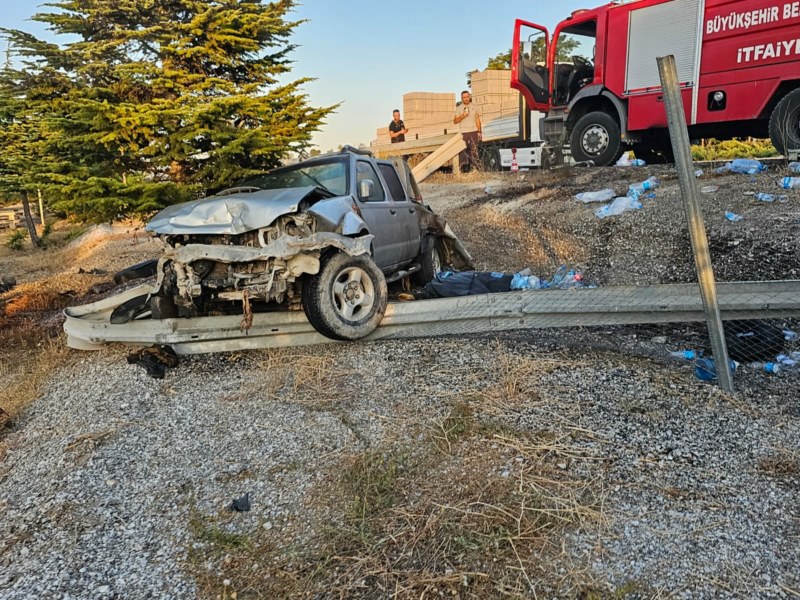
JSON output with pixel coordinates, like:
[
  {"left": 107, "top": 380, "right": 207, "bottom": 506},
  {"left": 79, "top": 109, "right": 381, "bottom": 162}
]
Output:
[{"left": 141, "top": 146, "right": 472, "bottom": 340}]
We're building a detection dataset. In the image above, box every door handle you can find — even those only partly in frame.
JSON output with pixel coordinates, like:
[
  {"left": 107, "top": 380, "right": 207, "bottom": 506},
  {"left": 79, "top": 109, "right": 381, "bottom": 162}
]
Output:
[{"left": 389, "top": 209, "right": 397, "bottom": 215}]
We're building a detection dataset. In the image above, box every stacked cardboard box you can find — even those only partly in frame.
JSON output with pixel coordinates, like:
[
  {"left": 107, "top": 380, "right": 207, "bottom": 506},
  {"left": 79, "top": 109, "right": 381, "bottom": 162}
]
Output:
[
  {"left": 402, "top": 92, "right": 456, "bottom": 141},
  {"left": 470, "top": 70, "right": 520, "bottom": 127}
]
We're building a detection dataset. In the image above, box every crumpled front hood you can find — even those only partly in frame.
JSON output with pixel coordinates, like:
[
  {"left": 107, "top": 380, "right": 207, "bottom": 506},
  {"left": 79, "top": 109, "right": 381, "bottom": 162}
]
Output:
[{"left": 146, "top": 187, "right": 320, "bottom": 235}]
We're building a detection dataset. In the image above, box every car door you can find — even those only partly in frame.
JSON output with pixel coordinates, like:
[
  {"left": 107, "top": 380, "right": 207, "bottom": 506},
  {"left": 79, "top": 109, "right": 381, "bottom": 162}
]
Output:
[
  {"left": 354, "top": 160, "right": 406, "bottom": 270},
  {"left": 377, "top": 162, "right": 420, "bottom": 264}
]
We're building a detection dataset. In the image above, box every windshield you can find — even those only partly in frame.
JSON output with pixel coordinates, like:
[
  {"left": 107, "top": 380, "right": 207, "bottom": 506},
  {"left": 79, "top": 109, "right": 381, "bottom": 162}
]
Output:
[{"left": 240, "top": 158, "right": 348, "bottom": 196}]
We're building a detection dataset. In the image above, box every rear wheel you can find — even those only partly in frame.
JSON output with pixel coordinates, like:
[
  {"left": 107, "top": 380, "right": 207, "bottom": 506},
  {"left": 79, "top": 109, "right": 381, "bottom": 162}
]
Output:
[
  {"left": 413, "top": 235, "right": 443, "bottom": 286},
  {"left": 302, "top": 252, "right": 388, "bottom": 341},
  {"left": 480, "top": 146, "right": 502, "bottom": 172},
  {"left": 769, "top": 88, "right": 800, "bottom": 156},
  {"left": 570, "top": 111, "right": 622, "bottom": 166}
]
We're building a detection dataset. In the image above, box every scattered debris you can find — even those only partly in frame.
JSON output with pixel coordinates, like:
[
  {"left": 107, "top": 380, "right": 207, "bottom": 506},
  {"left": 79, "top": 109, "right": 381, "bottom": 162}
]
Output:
[
  {"left": 725, "top": 211, "right": 743, "bottom": 222},
  {"left": 701, "top": 185, "right": 719, "bottom": 194},
  {"left": 228, "top": 493, "right": 251, "bottom": 512},
  {"left": 595, "top": 195, "right": 642, "bottom": 219},
  {"left": 76, "top": 267, "right": 108, "bottom": 275},
  {"left": 126, "top": 345, "right": 179, "bottom": 379},
  {"left": 755, "top": 193, "right": 787, "bottom": 202},
  {"left": 715, "top": 158, "right": 767, "bottom": 174},
  {"left": 616, "top": 152, "right": 646, "bottom": 167},
  {"left": 575, "top": 189, "right": 616, "bottom": 203}
]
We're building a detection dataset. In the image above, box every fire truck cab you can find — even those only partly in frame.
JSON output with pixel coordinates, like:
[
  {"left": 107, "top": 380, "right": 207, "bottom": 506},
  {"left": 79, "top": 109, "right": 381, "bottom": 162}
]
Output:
[{"left": 511, "top": 0, "right": 800, "bottom": 166}]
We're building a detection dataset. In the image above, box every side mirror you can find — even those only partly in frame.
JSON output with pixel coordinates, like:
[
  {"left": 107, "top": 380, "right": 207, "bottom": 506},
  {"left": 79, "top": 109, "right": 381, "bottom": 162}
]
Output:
[{"left": 359, "top": 179, "right": 375, "bottom": 200}]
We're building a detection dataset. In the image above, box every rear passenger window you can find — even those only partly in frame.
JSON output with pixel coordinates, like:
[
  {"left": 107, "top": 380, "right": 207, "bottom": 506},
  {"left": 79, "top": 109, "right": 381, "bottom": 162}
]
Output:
[{"left": 378, "top": 164, "right": 407, "bottom": 202}]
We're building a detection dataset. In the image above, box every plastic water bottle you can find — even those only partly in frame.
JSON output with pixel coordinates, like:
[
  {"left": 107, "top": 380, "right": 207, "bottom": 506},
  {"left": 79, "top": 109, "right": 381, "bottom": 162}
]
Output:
[
  {"left": 784, "top": 329, "right": 799, "bottom": 341},
  {"left": 781, "top": 177, "right": 800, "bottom": 189},
  {"left": 628, "top": 177, "right": 660, "bottom": 196},
  {"left": 595, "top": 196, "right": 641, "bottom": 219},
  {"left": 725, "top": 211, "right": 743, "bottom": 222},
  {"left": 550, "top": 265, "right": 567, "bottom": 287},
  {"left": 728, "top": 158, "right": 766, "bottom": 174},
  {"left": 695, "top": 357, "right": 738, "bottom": 381},
  {"left": 749, "top": 362, "right": 781, "bottom": 374},
  {"left": 788, "top": 162, "right": 800, "bottom": 173},
  {"left": 575, "top": 189, "right": 616, "bottom": 203},
  {"left": 695, "top": 169, "right": 704, "bottom": 177},
  {"left": 755, "top": 193, "right": 776, "bottom": 202},
  {"left": 670, "top": 350, "right": 697, "bottom": 360},
  {"left": 630, "top": 158, "right": 647, "bottom": 167}
]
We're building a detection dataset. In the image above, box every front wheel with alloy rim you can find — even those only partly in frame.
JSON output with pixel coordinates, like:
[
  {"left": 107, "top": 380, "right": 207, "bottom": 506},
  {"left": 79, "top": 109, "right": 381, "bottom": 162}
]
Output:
[
  {"left": 769, "top": 88, "right": 800, "bottom": 156},
  {"left": 570, "top": 111, "right": 622, "bottom": 166},
  {"left": 302, "top": 252, "right": 388, "bottom": 341}
]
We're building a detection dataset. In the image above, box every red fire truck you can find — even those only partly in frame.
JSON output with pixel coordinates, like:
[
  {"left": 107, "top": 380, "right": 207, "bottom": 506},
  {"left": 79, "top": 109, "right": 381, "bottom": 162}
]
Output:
[{"left": 511, "top": 0, "right": 800, "bottom": 167}]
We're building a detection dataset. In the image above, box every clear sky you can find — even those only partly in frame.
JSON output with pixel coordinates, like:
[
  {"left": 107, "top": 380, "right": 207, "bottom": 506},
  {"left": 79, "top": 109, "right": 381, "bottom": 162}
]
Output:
[{"left": 0, "top": 0, "right": 589, "bottom": 150}]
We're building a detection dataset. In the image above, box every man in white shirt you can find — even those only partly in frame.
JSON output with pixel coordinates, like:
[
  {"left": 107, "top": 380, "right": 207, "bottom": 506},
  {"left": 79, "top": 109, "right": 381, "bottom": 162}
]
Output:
[{"left": 453, "top": 90, "right": 482, "bottom": 172}]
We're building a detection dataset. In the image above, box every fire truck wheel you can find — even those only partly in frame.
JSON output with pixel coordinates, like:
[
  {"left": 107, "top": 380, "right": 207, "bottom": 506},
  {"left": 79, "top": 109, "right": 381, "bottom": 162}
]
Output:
[
  {"left": 480, "top": 146, "right": 502, "bottom": 171},
  {"left": 570, "top": 111, "right": 622, "bottom": 166},
  {"left": 769, "top": 88, "right": 800, "bottom": 156}
]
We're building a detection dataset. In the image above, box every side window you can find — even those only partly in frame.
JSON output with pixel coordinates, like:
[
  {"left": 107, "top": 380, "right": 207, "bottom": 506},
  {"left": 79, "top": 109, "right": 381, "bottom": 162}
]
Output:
[
  {"left": 356, "top": 161, "right": 386, "bottom": 202},
  {"left": 378, "top": 164, "right": 407, "bottom": 201}
]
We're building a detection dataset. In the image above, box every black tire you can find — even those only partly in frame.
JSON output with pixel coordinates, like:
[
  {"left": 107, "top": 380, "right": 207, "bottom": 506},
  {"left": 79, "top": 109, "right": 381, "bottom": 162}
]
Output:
[
  {"left": 481, "top": 147, "right": 502, "bottom": 172},
  {"left": 150, "top": 262, "right": 178, "bottom": 320},
  {"left": 113, "top": 259, "right": 158, "bottom": 285},
  {"left": 769, "top": 88, "right": 800, "bottom": 156},
  {"left": 302, "top": 252, "right": 388, "bottom": 341},
  {"left": 570, "top": 111, "right": 622, "bottom": 166},
  {"left": 413, "top": 235, "right": 442, "bottom": 286}
]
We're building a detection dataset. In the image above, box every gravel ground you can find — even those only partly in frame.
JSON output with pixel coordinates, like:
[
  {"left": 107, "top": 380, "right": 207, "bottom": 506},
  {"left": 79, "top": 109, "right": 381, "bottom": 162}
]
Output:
[{"left": 1, "top": 165, "right": 800, "bottom": 598}]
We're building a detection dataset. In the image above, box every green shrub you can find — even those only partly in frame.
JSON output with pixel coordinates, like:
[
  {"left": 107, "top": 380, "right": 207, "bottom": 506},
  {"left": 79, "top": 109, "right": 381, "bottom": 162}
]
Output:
[
  {"left": 692, "top": 138, "right": 778, "bottom": 161},
  {"left": 6, "top": 229, "right": 27, "bottom": 251}
]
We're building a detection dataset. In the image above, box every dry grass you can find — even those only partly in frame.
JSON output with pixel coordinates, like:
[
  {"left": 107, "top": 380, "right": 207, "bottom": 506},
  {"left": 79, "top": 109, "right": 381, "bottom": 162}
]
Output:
[
  {"left": 221, "top": 349, "right": 351, "bottom": 408},
  {"left": 186, "top": 343, "right": 609, "bottom": 599},
  {"left": 0, "top": 224, "right": 138, "bottom": 424},
  {"left": 756, "top": 448, "right": 800, "bottom": 479}
]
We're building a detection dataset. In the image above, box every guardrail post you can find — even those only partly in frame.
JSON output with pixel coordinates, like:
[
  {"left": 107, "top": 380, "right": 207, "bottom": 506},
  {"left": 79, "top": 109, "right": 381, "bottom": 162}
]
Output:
[{"left": 657, "top": 55, "right": 734, "bottom": 392}]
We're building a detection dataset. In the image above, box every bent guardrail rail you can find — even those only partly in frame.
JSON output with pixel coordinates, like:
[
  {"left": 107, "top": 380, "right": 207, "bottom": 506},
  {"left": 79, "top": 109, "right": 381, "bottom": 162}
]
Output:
[{"left": 63, "top": 280, "right": 800, "bottom": 355}]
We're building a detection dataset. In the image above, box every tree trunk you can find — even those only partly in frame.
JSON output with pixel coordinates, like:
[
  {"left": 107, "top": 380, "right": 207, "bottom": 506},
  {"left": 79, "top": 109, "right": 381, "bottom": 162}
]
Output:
[{"left": 21, "top": 190, "right": 41, "bottom": 249}]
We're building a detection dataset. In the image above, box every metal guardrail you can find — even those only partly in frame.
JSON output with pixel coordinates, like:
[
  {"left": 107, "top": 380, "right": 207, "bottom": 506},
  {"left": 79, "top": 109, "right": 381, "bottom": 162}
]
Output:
[{"left": 64, "top": 281, "right": 800, "bottom": 355}]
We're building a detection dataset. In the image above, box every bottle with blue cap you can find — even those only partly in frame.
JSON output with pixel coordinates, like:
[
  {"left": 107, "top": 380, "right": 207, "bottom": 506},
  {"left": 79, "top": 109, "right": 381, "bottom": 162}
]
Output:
[
  {"left": 781, "top": 177, "right": 800, "bottom": 189},
  {"left": 749, "top": 362, "right": 781, "bottom": 374}
]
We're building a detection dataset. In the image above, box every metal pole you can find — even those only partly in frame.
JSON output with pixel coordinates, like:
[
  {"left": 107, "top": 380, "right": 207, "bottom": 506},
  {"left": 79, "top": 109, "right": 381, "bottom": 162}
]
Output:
[{"left": 657, "top": 55, "right": 734, "bottom": 392}]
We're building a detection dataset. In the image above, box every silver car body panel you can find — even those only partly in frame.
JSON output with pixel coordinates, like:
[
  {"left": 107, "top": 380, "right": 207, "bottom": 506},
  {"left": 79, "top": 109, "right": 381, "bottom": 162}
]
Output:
[{"left": 145, "top": 187, "right": 319, "bottom": 235}]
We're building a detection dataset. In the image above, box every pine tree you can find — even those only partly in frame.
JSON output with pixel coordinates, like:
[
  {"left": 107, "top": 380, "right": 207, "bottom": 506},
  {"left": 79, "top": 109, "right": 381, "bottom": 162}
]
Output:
[{"left": 1, "top": 0, "right": 334, "bottom": 222}]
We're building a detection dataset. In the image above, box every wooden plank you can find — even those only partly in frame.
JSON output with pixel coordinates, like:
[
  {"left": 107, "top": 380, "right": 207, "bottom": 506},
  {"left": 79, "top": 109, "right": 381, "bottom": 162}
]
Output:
[{"left": 411, "top": 135, "right": 466, "bottom": 183}]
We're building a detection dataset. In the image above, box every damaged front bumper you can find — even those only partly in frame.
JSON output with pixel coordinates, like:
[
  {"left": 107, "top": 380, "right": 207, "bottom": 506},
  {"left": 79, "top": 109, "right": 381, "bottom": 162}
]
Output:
[{"left": 154, "top": 232, "right": 374, "bottom": 307}]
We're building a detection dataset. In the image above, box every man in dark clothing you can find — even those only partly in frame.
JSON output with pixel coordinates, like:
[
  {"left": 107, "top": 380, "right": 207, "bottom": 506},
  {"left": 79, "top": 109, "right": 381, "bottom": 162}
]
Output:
[{"left": 389, "top": 109, "right": 408, "bottom": 143}]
